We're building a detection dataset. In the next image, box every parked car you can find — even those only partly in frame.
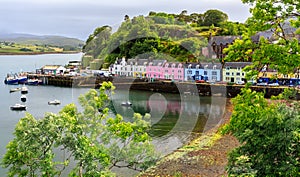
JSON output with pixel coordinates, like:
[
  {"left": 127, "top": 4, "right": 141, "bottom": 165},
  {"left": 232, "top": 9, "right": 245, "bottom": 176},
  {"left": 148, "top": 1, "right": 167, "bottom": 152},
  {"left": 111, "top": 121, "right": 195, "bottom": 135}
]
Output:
[
  {"left": 268, "top": 83, "right": 279, "bottom": 86},
  {"left": 257, "top": 82, "right": 268, "bottom": 86},
  {"left": 235, "top": 80, "right": 245, "bottom": 85}
]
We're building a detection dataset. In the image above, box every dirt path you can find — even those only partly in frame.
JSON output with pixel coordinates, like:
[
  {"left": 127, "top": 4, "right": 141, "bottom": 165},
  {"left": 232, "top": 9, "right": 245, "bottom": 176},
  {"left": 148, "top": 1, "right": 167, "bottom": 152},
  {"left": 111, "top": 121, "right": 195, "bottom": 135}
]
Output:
[{"left": 140, "top": 100, "right": 239, "bottom": 177}]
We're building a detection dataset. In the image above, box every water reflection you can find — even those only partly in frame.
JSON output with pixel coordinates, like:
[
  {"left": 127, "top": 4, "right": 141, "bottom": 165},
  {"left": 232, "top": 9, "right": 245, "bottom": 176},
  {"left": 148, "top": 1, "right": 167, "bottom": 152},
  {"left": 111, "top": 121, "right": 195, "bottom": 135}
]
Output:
[{"left": 111, "top": 90, "right": 226, "bottom": 155}]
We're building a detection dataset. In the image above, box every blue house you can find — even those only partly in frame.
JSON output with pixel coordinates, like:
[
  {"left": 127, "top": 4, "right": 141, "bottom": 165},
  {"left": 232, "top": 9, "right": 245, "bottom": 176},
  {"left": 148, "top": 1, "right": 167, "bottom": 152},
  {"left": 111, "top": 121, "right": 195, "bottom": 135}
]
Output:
[{"left": 184, "top": 63, "right": 222, "bottom": 82}]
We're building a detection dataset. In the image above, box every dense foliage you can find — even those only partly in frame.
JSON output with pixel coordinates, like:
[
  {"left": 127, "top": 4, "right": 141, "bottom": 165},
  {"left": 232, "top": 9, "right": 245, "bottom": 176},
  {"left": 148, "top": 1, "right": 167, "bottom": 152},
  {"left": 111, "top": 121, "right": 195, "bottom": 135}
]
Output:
[
  {"left": 2, "top": 82, "right": 158, "bottom": 176},
  {"left": 82, "top": 10, "right": 247, "bottom": 67},
  {"left": 222, "top": 89, "right": 300, "bottom": 176},
  {"left": 223, "top": 0, "right": 300, "bottom": 176},
  {"left": 224, "top": 0, "right": 300, "bottom": 77}
]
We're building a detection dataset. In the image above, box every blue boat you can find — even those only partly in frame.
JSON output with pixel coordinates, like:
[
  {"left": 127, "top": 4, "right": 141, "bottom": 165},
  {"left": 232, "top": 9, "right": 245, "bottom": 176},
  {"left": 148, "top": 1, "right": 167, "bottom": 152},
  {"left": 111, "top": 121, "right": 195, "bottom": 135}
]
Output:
[
  {"left": 18, "top": 76, "right": 28, "bottom": 84},
  {"left": 27, "top": 79, "right": 39, "bottom": 85},
  {"left": 4, "top": 76, "right": 19, "bottom": 85}
]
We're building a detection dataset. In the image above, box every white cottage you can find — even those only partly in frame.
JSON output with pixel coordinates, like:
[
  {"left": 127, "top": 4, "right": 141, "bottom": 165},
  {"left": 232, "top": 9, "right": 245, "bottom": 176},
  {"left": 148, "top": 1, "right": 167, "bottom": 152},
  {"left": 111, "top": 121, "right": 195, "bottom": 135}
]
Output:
[{"left": 41, "top": 65, "right": 66, "bottom": 75}]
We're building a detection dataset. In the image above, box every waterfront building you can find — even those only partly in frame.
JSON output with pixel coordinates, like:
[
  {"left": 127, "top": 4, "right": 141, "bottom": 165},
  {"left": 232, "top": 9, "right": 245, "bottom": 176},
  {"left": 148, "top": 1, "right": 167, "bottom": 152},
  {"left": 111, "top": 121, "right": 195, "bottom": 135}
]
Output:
[
  {"left": 202, "top": 63, "right": 222, "bottom": 82},
  {"left": 184, "top": 63, "right": 204, "bottom": 81},
  {"left": 40, "top": 65, "right": 66, "bottom": 75},
  {"left": 222, "top": 62, "right": 251, "bottom": 83},
  {"left": 110, "top": 57, "right": 130, "bottom": 77},
  {"left": 146, "top": 60, "right": 167, "bottom": 80},
  {"left": 110, "top": 57, "right": 150, "bottom": 78},
  {"left": 184, "top": 63, "right": 222, "bottom": 82},
  {"left": 129, "top": 59, "right": 148, "bottom": 78},
  {"left": 161, "top": 62, "right": 184, "bottom": 81}
]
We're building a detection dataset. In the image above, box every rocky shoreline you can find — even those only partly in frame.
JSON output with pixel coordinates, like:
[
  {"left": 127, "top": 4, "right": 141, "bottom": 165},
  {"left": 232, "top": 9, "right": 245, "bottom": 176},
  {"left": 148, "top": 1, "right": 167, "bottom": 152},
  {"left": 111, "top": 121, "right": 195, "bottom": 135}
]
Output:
[{"left": 139, "top": 99, "right": 239, "bottom": 177}]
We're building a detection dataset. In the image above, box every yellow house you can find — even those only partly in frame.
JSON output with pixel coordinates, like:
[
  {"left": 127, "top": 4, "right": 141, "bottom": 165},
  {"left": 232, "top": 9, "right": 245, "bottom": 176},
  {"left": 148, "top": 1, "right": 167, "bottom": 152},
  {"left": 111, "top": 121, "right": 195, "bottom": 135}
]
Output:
[
  {"left": 258, "top": 69, "right": 278, "bottom": 79},
  {"left": 222, "top": 62, "right": 252, "bottom": 83}
]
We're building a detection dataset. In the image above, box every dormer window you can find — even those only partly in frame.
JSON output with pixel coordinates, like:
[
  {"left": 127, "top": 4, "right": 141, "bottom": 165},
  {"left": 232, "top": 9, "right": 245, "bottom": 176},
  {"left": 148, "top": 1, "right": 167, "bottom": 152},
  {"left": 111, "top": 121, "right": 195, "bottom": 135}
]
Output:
[
  {"left": 213, "top": 65, "right": 216, "bottom": 70},
  {"left": 196, "top": 65, "right": 200, "bottom": 69},
  {"left": 188, "top": 64, "right": 192, "bottom": 69},
  {"left": 172, "top": 63, "right": 176, "bottom": 68}
]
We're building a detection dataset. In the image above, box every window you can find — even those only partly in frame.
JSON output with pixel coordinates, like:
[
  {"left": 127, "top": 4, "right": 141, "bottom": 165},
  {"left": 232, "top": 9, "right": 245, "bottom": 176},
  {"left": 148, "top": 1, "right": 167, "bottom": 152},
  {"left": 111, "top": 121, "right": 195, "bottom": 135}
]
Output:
[
  {"left": 236, "top": 72, "right": 240, "bottom": 76},
  {"left": 188, "top": 70, "right": 192, "bottom": 74},
  {"left": 242, "top": 73, "right": 245, "bottom": 76},
  {"left": 232, "top": 72, "right": 234, "bottom": 76},
  {"left": 204, "top": 71, "right": 207, "bottom": 75},
  {"left": 226, "top": 72, "right": 230, "bottom": 76},
  {"left": 195, "top": 71, "right": 199, "bottom": 75},
  {"left": 212, "top": 71, "right": 217, "bottom": 75}
]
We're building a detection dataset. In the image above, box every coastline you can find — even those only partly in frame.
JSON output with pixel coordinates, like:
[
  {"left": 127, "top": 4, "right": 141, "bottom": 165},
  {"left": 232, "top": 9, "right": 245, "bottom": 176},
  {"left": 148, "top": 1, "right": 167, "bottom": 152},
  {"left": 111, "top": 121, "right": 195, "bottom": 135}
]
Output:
[
  {"left": 139, "top": 99, "right": 239, "bottom": 177},
  {"left": 0, "top": 51, "right": 81, "bottom": 55}
]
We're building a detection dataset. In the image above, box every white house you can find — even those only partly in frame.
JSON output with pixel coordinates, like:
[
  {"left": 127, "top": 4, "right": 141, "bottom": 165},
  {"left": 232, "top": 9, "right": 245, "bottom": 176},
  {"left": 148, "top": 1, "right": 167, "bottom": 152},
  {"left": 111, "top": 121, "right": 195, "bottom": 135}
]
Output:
[{"left": 41, "top": 65, "right": 66, "bottom": 75}]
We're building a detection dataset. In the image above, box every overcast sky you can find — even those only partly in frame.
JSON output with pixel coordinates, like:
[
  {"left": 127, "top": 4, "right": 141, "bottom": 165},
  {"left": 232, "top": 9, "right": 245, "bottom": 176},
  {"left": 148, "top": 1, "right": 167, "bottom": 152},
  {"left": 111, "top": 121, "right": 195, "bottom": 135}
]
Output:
[{"left": 0, "top": 0, "right": 251, "bottom": 40}]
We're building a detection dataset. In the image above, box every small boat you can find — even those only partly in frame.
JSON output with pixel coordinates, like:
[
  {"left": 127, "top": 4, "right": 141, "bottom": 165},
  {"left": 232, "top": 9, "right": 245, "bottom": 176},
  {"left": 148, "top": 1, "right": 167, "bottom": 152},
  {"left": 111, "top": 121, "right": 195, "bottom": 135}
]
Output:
[
  {"left": 21, "top": 86, "right": 28, "bottom": 94},
  {"left": 48, "top": 99, "right": 61, "bottom": 105},
  {"left": 4, "top": 76, "right": 19, "bottom": 85},
  {"left": 27, "top": 79, "right": 39, "bottom": 85},
  {"left": 10, "top": 103, "right": 26, "bottom": 111},
  {"left": 21, "top": 95, "right": 27, "bottom": 102},
  {"left": 18, "top": 76, "right": 28, "bottom": 84},
  {"left": 9, "top": 87, "right": 21, "bottom": 93},
  {"left": 121, "top": 101, "right": 132, "bottom": 107}
]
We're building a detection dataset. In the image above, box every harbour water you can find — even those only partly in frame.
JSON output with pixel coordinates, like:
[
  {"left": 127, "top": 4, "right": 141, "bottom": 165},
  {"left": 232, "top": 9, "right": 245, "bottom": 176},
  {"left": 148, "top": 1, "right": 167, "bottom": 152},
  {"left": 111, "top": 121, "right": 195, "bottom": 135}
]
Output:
[{"left": 0, "top": 53, "right": 227, "bottom": 176}]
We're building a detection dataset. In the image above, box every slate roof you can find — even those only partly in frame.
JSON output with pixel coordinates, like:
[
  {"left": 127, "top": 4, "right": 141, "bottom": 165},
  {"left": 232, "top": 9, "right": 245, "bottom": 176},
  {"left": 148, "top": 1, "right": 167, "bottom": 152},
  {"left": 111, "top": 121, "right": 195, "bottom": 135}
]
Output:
[
  {"left": 223, "top": 62, "right": 252, "bottom": 69},
  {"left": 209, "top": 36, "right": 240, "bottom": 45}
]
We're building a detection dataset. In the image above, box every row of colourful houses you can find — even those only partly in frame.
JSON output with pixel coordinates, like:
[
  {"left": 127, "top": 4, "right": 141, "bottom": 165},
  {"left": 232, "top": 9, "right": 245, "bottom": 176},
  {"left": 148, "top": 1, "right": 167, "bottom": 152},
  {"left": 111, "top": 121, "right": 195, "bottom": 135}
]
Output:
[{"left": 109, "top": 57, "right": 252, "bottom": 83}]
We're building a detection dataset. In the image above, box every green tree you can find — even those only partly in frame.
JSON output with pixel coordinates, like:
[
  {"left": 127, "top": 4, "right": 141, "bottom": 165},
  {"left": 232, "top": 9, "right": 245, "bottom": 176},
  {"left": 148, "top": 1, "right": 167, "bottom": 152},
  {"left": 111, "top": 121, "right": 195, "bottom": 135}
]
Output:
[
  {"left": 224, "top": 0, "right": 300, "bottom": 76},
  {"left": 222, "top": 0, "right": 300, "bottom": 176},
  {"left": 2, "top": 82, "right": 158, "bottom": 176},
  {"left": 202, "top": 9, "right": 228, "bottom": 27},
  {"left": 222, "top": 89, "right": 300, "bottom": 176}
]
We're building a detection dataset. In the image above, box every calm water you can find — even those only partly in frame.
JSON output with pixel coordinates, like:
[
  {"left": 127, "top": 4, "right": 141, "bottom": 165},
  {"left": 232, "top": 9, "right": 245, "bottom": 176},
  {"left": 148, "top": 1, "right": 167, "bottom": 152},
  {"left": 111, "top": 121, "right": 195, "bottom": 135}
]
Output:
[{"left": 0, "top": 54, "right": 227, "bottom": 176}]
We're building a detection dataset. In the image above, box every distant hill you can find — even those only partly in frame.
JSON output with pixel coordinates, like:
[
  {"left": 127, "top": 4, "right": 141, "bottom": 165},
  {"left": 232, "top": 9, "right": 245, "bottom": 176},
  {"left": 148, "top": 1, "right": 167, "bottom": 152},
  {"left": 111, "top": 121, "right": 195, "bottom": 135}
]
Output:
[{"left": 0, "top": 33, "right": 84, "bottom": 48}]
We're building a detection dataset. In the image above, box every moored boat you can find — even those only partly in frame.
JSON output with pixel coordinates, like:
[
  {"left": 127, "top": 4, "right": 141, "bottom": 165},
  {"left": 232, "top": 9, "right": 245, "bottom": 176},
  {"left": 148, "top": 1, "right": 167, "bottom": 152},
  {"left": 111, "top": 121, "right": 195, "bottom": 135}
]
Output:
[
  {"left": 121, "top": 101, "right": 132, "bottom": 107},
  {"left": 48, "top": 99, "right": 61, "bottom": 105},
  {"left": 27, "top": 78, "right": 42, "bottom": 85},
  {"left": 10, "top": 103, "right": 26, "bottom": 111},
  {"left": 4, "top": 76, "right": 19, "bottom": 85},
  {"left": 21, "top": 86, "right": 28, "bottom": 94},
  {"left": 9, "top": 87, "right": 21, "bottom": 93},
  {"left": 21, "top": 95, "right": 27, "bottom": 102},
  {"left": 18, "top": 76, "right": 28, "bottom": 84}
]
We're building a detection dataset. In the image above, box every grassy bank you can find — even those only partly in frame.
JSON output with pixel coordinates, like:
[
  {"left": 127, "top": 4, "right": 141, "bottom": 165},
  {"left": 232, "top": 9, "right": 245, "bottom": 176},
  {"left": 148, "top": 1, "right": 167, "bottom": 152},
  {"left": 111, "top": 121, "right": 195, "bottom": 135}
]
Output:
[
  {"left": 0, "top": 42, "right": 81, "bottom": 55},
  {"left": 139, "top": 99, "right": 239, "bottom": 177}
]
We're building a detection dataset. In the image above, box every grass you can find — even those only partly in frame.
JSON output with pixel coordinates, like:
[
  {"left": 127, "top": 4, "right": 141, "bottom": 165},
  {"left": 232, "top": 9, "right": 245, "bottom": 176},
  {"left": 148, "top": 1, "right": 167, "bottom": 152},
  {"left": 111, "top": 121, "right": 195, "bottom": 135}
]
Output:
[{"left": 0, "top": 43, "right": 67, "bottom": 54}]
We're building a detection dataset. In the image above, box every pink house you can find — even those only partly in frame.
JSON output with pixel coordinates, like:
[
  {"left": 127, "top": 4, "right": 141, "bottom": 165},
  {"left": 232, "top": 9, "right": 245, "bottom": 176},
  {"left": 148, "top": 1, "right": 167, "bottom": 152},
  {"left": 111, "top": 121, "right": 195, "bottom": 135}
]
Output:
[
  {"left": 146, "top": 60, "right": 184, "bottom": 81},
  {"left": 162, "top": 62, "right": 184, "bottom": 81},
  {"left": 146, "top": 60, "right": 166, "bottom": 79}
]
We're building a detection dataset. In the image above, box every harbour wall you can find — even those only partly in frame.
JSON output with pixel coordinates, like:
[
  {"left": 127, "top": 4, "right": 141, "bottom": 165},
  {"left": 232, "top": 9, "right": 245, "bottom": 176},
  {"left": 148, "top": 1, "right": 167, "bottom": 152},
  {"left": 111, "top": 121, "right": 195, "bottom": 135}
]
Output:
[{"left": 27, "top": 74, "right": 300, "bottom": 99}]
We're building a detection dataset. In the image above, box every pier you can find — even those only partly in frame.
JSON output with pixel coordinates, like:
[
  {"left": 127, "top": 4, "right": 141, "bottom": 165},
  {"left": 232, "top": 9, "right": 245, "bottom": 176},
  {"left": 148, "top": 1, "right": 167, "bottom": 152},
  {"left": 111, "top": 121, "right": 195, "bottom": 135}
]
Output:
[{"left": 26, "top": 74, "right": 300, "bottom": 99}]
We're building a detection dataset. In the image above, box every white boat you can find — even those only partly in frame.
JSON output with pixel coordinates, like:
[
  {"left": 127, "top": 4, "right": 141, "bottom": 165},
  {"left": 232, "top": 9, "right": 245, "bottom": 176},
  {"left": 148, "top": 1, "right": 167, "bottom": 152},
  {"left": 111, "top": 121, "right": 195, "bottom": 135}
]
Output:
[
  {"left": 9, "top": 87, "right": 21, "bottom": 93},
  {"left": 21, "top": 95, "right": 27, "bottom": 102},
  {"left": 10, "top": 103, "right": 26, "bottom": 111},
  {"left": 48, "top": 99, "right": 61, "bottom": 105},
  {"left": 21, "top": 86, "right": 28, "bottom": 94},
  {"left": 121, "top": 101, "right": 132, "bottom": 106}
]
